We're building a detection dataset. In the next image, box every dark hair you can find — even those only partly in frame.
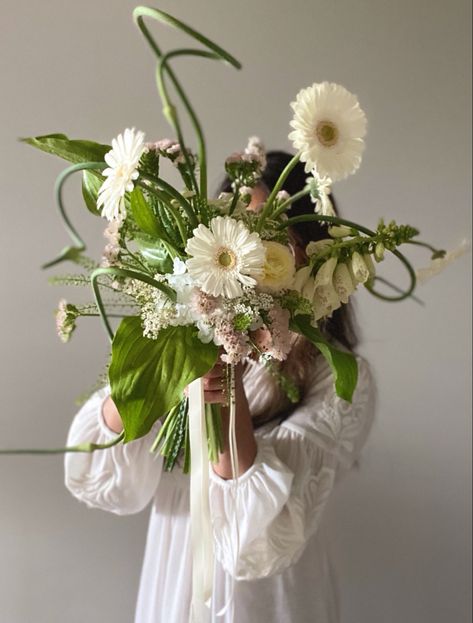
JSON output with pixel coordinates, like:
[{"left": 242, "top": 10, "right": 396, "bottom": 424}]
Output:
[{"left": 219, "top": 150, "right": 359, "bottom": 352}]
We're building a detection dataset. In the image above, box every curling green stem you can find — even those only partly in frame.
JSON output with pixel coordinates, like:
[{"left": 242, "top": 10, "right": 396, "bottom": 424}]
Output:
[
  {"left": 278, "top": 213, "right": 376, "bottom": 236},
  {"left": 0, "top": 431, "right": 124, "bottom": 455},
  {"left": 133, "top": 7, "right": 241, "bottom": 214},
  {"left": 157, "top": 49, "right": 219, "bottom": 204},
  {"left": 43, "top": 162, "right": 106, "bottom": 268},
  {"left": 365, "top": 249, "right": 417, "bottom": 302},
  {"left": 374, "top": 276, "right": 424, "bottom": 305},
  {"left": 406, "top": 240, "right": 444, "bottom": 254},
  {"left": 257, "top": 152, "right": 301, "bottom": 232}
]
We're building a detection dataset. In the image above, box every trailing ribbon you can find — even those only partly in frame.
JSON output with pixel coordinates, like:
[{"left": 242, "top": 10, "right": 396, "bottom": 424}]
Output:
[
  {"left": 188, "top": 366, "right": 241, "bottom": 622},
  {"left": 188, "top": 377, "right": 214, "bottom": 623}
]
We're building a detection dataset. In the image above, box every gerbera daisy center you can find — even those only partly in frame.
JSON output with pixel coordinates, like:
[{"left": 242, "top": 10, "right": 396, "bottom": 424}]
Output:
[
  {"left": 215, "top": 247, "right": 236, "bottom": 270},
  {"left": 315, "top": 120, "right": 339, "bottom": 147}
]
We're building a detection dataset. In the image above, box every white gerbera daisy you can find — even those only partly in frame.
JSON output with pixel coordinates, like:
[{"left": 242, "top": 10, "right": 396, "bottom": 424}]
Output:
[
  {"left": 97, "top": 128, "right": 146, "bottom": 222},
  {"left": 289, "top": 82, "right": 367, "bottom": 180},
  {"left": 185, "top": 216, "right": 266, "bottom": 298}
]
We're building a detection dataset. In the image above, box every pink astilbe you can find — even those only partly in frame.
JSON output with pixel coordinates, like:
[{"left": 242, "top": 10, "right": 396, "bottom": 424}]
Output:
[
  {"left": 214, "top": 317, "right": 250, "bottom": 364},
  {"left": 101, "top": 221, "right": 121, "bottom": 267},
  {"left": 267, "top": 305, "right": 292, "bottom": 360},
  {"left": 251, "top": 305, "right": 292, "bottom": 361},
  {"left": 190, "top": 290, "right": 220, "bottom": 318}
]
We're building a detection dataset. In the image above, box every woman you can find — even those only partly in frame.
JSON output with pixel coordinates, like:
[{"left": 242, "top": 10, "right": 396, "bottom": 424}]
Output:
[{"left": 65, "top": 151, "right": 376, "bottom": 623}]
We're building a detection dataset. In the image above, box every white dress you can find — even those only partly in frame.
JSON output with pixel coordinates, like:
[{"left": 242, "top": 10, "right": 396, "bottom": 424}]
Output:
[{"left": 64, "top": 355, "right": 375, "bottom": 623}]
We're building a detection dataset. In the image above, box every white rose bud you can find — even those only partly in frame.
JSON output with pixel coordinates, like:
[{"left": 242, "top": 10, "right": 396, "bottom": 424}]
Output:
[{"left": 258, "top": 241, "right": 296, "bottom": 292}]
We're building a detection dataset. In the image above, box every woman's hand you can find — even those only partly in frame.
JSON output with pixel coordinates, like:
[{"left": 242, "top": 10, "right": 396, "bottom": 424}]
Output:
[
  {"left": 201, "top": 360, "right": 229, "bottom": 404},
  {"left": 206, "top": 360, "right": 257, "bottom": 480}
]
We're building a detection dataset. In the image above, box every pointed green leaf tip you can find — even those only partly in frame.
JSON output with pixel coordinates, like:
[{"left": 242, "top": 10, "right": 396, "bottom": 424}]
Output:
[
  {"left": 21, "top": 134, "right": 110, "bottom": 165},
  {"left": 290, "top": 315, "right": 358, "bottom": 403},
  {"left": 109, "top": 318, "right": 219, "bottom": 442},
  {"left": 130, "top": 187, "right": 166, "bottom": 238}
]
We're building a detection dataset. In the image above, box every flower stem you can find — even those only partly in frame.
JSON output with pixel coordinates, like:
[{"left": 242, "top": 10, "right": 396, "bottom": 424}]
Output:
[
  {"left": 0, "top": 431, "right": 124, "bottom": 455},
  {"left": 278, "top": 213, "right": 377, "bottom": 236},
  {"left": 257, "top": 152, "right": 301, "bottom": 232},
  {"left": 139, "top": 173, "right": 197, "bottom": 229},
  {"left": 228, "top": 184, "right": 241, "bottom": 216},
  {"left": 134, "top": 7, "right": 242, "bottom": 223},
  {"left": 43, "top": 162, "right": 106, "bottom": 269},
  {"left": 271, "top": 187, "right": 311, "bottom": 220},
  {"left": 405, "top": 240, "right": 444, "bottom": 255}
]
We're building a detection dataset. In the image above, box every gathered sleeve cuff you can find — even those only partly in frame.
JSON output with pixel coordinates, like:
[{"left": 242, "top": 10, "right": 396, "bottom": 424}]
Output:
[
  {"left": 209, "top": 356, "right": 376, "bottom": 580},
  {"left": 64, "top": 386, "right": 163, "bottom": 516}
]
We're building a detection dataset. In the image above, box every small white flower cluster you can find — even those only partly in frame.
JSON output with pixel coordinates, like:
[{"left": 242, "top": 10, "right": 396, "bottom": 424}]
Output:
[
  {"left": 244, "top": 136, "right": 267, "bottom": 173},
  {"left": 123, "top": 277, "right": 175, "bottom": 339},
  {"left": 55, "top": 299, "right": 78, "bottom": 343}
]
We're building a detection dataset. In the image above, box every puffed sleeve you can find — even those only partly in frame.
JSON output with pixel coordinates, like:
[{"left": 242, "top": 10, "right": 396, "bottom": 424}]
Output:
[
  {"left": 64, "top": 385, "right": 163, "bottom": 515},
  {"left": 209, "top": 356, "right": 376, "bottom": 580}
]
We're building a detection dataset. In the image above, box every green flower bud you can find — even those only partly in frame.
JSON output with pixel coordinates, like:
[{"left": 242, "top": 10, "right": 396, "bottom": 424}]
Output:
[{"left": 374, "top": 242, "right": 385, "bottom": 262}]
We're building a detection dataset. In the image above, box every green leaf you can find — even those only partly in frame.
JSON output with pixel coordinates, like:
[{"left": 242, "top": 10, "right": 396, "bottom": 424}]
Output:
[
  {"left": 109, "top": 318, "right": 218, "bottom": 442},
  {"left": 134, "top": 236, "right": 174, "bottom": 272},
  {"left": 81, "top": 170, "right": 103, "bottom": 216},
  {"left": 21, "top": 134, "right": 110, "bottom": 165},
  {"left": 130, "top": 187, "right": 165, "bottom": 238},
  {"left": 290, "top": 315, "right": 358, "bottom": 403}
]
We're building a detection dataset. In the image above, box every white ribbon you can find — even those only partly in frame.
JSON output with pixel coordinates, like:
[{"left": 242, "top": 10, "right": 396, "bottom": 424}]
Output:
[
  {"left": 188, "top": 377, "right": 213, "bottom": 623},
  {"left": 188, "top": 367, "right": 241, "bottom": 623}
]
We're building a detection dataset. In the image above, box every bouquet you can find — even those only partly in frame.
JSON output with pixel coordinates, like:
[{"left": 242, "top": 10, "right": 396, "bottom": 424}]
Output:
[
  {"left": 2, "top": 7, "right": 468, "bottom": 620},
  {"left": 1, "top": 6, "right": 460, "bottom": 466}
]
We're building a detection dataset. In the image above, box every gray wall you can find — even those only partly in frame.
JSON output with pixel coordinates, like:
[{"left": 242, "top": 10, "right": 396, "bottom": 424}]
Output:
[{"left": 0, "top": 1, "right": 470, "bottom": 621}]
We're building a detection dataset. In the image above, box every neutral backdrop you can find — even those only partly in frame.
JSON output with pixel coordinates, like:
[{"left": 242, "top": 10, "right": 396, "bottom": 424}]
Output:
[{"left": 0, "top": 1, "right": 471, "bottom": 622}]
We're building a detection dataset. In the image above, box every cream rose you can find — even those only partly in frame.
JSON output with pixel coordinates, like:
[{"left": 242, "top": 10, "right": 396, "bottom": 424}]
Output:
[{"left": 258, "top": 241, "right": 296, "bottom": 292}]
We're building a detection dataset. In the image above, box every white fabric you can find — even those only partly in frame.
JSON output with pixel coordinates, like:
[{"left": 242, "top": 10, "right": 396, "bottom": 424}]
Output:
[{"left": 64, "top": 355, "right": 376, "bottom": 623}]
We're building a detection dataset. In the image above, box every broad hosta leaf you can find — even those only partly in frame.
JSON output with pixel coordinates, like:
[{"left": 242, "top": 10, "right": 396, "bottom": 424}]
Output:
[
  {"left": 81, "top": 170, "right": 103, "bottom": 216},
  {"left": 21, "top": 133, "right": 110, "bottom": 165},
  {"left": 290, "top": 315, "right": 358, "bottom": 403},
  {"left": 109, "top": 318, "right": 218, "bottom": 442}
]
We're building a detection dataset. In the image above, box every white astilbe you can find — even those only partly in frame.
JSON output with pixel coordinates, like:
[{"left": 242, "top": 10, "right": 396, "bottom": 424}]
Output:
[
  {"left": 415, "top": 240, "right": 470, "bottom": 285},
  {"left": 245, "top": 136, "right": 267, "bottom": 172}
]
